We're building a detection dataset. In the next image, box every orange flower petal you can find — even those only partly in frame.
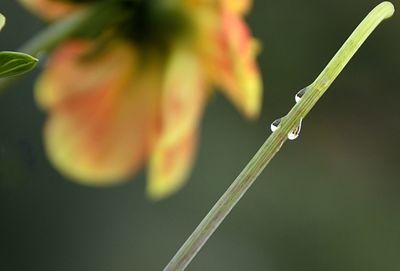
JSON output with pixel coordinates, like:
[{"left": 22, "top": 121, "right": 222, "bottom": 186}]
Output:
[
  {"left": 208, "top": 7, "right": 262, "bottom": 119},
  {"left": 36, "top": 40, "right": 97, "bottom": 109},
  {"left": 39, "top": 40, "right": 161, "bottom": 185},
  {"left": 19, "top": 0, "right": 79, "bottom": 21},
  {"left": 147, "top": 46, "right": 205, "bottom": 200}
]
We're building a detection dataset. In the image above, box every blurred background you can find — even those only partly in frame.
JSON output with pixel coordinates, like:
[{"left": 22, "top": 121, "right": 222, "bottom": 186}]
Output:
[{"left": 1, "top": 0, "right": 400, "bottom": 270}]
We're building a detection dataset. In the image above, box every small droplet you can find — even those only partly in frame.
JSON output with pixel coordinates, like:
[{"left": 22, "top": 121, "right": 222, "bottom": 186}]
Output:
[
  {"left": 295, "top": 88, "right": 307, "bottom": 103},
  {"left": 288, "top": 119, "right": 303, "bottom": 140},
  {"left": 270, "top": 118, "right": 282, "bottom": 132}
]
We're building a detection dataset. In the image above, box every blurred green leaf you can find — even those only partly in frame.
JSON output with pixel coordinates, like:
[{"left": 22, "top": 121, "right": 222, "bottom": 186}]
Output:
[
  {"left": 0, "top": 13, "right": 5, "bottom": 31},
  {"left": 0, "top": 51, "right": 38, "bottom": 78}
]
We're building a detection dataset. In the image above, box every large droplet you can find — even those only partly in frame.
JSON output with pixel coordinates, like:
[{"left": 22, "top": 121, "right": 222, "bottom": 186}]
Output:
[
  {"left": 270, "top": 118, "right": 282, "bottom": 132},
  {"left": 288, "top": 119, "right": 303, "bottom": 140},
  {"left": 295, "top": 88, "right": 307, "bottom": 103}
]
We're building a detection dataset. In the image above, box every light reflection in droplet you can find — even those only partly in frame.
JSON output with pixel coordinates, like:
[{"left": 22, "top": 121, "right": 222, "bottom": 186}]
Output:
[
  {"left": 288, "top": 119, "right": 302, "bottom": 140},
  {"left": 270, "top": 118, "right": 282, "bottom": 132},
  {"left": 295, "top": 88, "right": 307, "bottom": 103}
]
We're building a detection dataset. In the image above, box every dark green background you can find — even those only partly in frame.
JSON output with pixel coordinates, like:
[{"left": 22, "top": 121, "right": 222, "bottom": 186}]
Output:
[{"left": 1, "top": 1, "right": 400, "bottom": 270}]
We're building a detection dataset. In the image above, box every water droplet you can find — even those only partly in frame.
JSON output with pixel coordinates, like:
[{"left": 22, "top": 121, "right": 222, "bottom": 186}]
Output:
[
  {"left": 288, "top": 119, "right": 303, "bottom": 140},
  {"left": 295, "top": 88, "right": 307, "bottom": 103},
  {"left": 270, "top": 118, "right": 282, "bottom": 132}
]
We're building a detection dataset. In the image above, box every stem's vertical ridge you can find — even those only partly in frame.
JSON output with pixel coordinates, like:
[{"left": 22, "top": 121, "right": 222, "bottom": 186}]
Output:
[{"left": 163, "top": 2, "right": 394, "bottom": 270}]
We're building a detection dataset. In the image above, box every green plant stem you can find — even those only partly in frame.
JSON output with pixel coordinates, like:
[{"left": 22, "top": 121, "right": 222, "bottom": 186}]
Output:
[
  {"left": 163, "top": 2, "right": 395, "bottom": 270},
  {"left": 20, "top": 9, "right": 95, "bottom": 56}
]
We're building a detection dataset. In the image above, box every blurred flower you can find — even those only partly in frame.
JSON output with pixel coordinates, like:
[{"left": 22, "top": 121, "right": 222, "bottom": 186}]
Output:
[{"left": 19, "top": 0, "right": 263, "bottom": 199}]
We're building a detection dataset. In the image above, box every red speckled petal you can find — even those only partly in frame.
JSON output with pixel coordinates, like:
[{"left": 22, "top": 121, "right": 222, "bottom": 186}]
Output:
[{"left": 210, "top": 7, "right": 262, "bottom": 118}]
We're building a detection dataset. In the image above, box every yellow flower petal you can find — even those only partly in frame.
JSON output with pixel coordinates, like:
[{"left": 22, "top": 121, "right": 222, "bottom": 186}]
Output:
[
  {"left": 147, "top": 46, "right": 205, "bottom": 200},
  {"left": 221, "top": 0, "right": 252, "bottom": 15},
  {"left": 39, "top": 40, "right": 161, "bottom": 185},
  {"left": 210, "top": 7, "right": 262, "bottom": 119},
  {"left": 18, "top": 0, "right": 79, "bottom": 21}
]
